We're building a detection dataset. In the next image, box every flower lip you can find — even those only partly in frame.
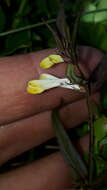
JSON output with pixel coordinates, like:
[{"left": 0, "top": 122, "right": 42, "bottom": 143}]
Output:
[{"left": 27, "top": 85, "right": 44, "bottom": 94}]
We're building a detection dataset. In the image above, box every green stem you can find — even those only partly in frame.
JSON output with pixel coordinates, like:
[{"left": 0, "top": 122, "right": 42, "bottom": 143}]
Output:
[
  {"left": 83, "top": 8, "right": 107, "bottom": 16},
  {"left": 86, "top": 85, "right": 94, "bottom": 185},
  {"left": 0, "top": 19, "right": 56, "bottom": 37},
  {"left": 0, "top": 8, "right": 107, "bottom": 37}
]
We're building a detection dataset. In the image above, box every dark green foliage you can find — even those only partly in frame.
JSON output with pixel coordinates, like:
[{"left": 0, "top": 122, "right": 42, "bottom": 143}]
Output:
[
  {"left": 0, "top": 6, "right": 6, "bottom": 32},
  {"left": 76, "top": 123, "right": 89, "bottom": 137},
  {"left": 0, "top": 0, "right": 59, "bottom": 56},
  {"left": 79, "top": 22, "right": 107, "bottom": 52},
  {"left": 101, "top": 86, "right": 107, "bottom": 110}
]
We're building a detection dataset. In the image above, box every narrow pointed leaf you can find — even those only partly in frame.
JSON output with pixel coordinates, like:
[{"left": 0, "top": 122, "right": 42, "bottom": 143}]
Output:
[
  {"left": 56, "top": 3, "right": 71, "bottom": 44},
  {"left": 56, "top": 3, "right": 67, "bottom": 39},
  {"left": 52, "top": 109, "right": 88, "bottom": 181},
  {"left": 69, "top": 14, "right": 81, "bottom": 65},
  {"left": 43, "top": 4, "right": 71, "bottom": 60},
  {"left": 42, "top": 19, "right": 65, "bottom": 56}
]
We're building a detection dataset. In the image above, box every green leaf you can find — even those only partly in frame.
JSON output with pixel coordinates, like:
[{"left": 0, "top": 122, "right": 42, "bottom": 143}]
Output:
[
  {"left": 76, "top": 123, "right": 89, "bottom": 137},
  {"left": 56, "top": 4, "right": 70, "bottom": 43},
  {"left": 93, "top": 170, "right": 107, "bottom": 189},
  {"left": 94, "top": 116, "right": 107, "bottom": 153},
  {"left": 15, "top": 0, "right": 30, "bottom": 17},
  {"left": 99, "top": 136, "right": 107, "bottom": 159},
  {"left": 52, "top": 108, "right": 88, "bottom": 182},
  {"left": 79, "top": 22, "right": 107, "bottom": 52},
  {"left": 2, "top": 31, "right": 31, "bottom": 56},
  {"left": 81, "top": 3, "right": 96, "bottom": 23},
  {"left": 72, "top": 0, "right": 90, "bottom": 13},
  {"left": 95, "top": 155, "right": 107, "bottom": 175},
  {"left": 95, "top": 0, "right": 107, "bottom": 22},
  {"left": 12, "top": 0, "right": 30, "bottom": 28},
  {"left": 0, "top": 6, "right": 6, "bottom": 32},
  {"left": 93, "top": 116, "right": 107, "bottom": 176}
]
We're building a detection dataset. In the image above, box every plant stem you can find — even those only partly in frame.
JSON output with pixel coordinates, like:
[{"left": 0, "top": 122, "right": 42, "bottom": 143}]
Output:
[
  {"left": 83, "top": 8, "right": 107, "bottom": 16},
  {"left": 0, "top": 8, "right": 107, "bottom": 37},
  {"left": 85, "top": 85, "right": 94, "bottom": 185},
  {"left": 0, "top": 19, "right": 56, "bottom": 37}
]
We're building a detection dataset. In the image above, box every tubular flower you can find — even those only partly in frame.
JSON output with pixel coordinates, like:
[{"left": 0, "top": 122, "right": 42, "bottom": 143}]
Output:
[
  {"left": 40, "top": 54, "right": 64, "bottom": 69},
  {"left": 27, "top": 73, "right": 80, "bottom": 95}
]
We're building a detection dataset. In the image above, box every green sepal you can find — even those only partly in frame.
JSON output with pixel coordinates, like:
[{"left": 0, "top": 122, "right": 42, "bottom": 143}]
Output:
[{"left": 66, "top": 64, "right": 82, "bottom": 84}]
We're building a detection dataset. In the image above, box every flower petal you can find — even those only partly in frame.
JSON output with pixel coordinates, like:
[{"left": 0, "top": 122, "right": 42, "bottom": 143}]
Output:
[
  {"left": 27, "top": 79, "right": 60, "bottom": 94},
  {"left": 40, "top": 57, "right": 54, "bottom": 69},
  {"left": 39, "top": 73, "right": 59, "bottom": 80},
  {"left": 48, "top": 54, "right": 64, "bottom": 64},
  {"left": 40, "top": 54, "right": 64, "bottom": 69},
  {"left": 27, "top": 86, "right": 44, "bottom": 94},
  {"left": 27, "top": 80, "right": 44, "bottom": 94}
]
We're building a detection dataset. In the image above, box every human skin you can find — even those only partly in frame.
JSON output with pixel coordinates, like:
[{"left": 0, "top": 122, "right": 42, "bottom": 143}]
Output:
[{"left": 0, "top": 46, "right": 103, "bottom": 190}]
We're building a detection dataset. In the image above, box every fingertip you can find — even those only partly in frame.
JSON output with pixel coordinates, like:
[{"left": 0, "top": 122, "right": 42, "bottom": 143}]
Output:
[{"left": 78, "top": 46, "right": 103, "bottom": 78}]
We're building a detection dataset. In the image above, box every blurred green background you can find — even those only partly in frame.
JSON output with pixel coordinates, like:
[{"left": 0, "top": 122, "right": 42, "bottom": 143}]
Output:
[
  {"left": 0, "top": 0, "right": 60, "bottom": 56},
  {"left": 0, "top": 0, "right": 107, "bottom": 57}
]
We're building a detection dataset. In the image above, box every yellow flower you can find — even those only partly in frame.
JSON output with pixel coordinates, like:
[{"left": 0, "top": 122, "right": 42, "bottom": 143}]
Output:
[
  {"left": 40, "top": 54, "right": 64, "bottom": 69},
  {"left": 27, "top": 73, "right": 80, "bottom": 95}
]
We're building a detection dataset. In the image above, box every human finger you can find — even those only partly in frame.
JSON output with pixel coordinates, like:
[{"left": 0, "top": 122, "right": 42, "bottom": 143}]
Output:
[
  {"left": 0, "top": 135, "right": 89, "bottom": 190},
  {"left": 0, "top": 46, "right": 102, "bottom": 125},
  {"left": 0, "top": 93, "right": 99, "bottom": 165}
]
